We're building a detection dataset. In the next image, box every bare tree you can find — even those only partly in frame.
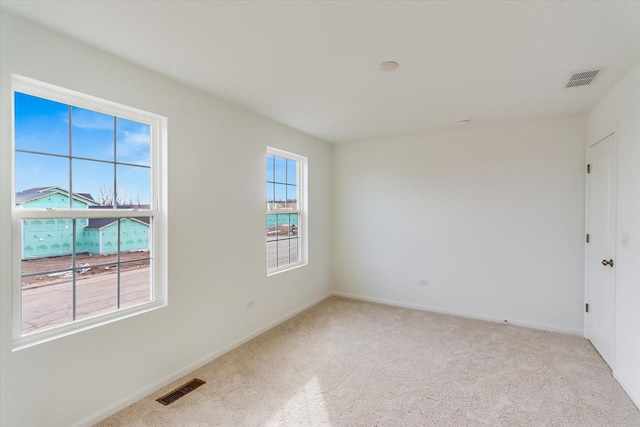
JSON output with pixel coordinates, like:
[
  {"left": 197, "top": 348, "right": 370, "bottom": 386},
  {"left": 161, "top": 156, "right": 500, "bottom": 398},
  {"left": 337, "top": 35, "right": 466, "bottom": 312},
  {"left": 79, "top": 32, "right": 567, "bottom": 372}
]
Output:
[
  {"left": 98, "top": 185, "right": 114, "bottom": 206},
  {"left": 97, "top": 185, "right": 141, "bottom": 207}
]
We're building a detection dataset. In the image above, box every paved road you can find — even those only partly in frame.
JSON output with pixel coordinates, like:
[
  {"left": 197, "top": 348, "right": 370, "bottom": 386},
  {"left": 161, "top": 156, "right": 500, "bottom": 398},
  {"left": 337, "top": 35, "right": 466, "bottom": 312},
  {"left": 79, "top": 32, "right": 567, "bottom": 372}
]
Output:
[
  {"left": 22, "top": 267, "right": 151, "bottom": 334},
  {"left": 267, "top": 238, "right": 299, "bottom": 269}
]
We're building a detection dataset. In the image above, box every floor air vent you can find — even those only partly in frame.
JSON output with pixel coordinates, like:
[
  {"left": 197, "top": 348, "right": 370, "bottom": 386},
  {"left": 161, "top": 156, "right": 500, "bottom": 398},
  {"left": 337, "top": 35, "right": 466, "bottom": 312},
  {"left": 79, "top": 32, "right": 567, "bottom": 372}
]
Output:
[
  {"left": 566, "top": 67, "right": 605, "bottom": 88},
  {"left": 156, "top": 378, "right": 206, "bottom": 406}
]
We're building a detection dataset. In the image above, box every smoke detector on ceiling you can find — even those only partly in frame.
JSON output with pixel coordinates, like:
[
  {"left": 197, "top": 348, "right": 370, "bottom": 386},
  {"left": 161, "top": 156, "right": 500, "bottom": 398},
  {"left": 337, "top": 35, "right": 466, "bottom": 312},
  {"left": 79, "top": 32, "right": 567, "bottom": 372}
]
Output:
[{"left": 565, "top": 67, "right": 606, "bottom": 88}]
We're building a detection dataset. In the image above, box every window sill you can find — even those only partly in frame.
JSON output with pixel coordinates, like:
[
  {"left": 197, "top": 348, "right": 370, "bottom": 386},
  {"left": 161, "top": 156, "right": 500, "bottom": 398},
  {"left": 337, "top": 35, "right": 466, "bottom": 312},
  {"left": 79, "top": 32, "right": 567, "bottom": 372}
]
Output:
[
  {"left": 267, "top": 261, "right": 307, "bottom": 277},
  {"left": 12, "top": 300, "right": 167, "bottom": 352}
]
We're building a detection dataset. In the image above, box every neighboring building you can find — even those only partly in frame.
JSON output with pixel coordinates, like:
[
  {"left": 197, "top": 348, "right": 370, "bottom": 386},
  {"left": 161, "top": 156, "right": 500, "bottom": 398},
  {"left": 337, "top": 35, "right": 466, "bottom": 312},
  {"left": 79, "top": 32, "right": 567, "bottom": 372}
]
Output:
[
  {"left": 17, "top": 187, "right": 98, "bottom": 259},
  {"left": 266, "top": 213, "right": 298, "bottom": 230},
  {"left": 84, "top": 217, "right": 150, "bottom": 255},
  {"left": 16, "top": 187, "right": 149, "bottom": 259},
  {"left": 16, "top": 186, "right": 97, "bottom": 209}
]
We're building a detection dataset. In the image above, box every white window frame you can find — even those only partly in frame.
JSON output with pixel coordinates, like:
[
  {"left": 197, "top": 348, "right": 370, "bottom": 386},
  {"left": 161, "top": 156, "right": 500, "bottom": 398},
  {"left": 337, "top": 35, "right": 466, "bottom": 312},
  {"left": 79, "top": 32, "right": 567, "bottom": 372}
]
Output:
[
  {"left": 266, "top": 147, "right": 308, "bottom": 275},
  {"left": 11, "top": 75, "right": 168, "bottom": 350}
]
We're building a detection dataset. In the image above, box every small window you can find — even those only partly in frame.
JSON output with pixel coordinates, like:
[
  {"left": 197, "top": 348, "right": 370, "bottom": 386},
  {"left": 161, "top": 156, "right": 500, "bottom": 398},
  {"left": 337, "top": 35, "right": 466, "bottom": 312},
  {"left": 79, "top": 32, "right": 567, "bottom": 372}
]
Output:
[
  {"left": 11, "top": 75, "right": 167, "bottom": 349},
  {"left": 266, "top": 148, "right": 307, "bottom": 273}
]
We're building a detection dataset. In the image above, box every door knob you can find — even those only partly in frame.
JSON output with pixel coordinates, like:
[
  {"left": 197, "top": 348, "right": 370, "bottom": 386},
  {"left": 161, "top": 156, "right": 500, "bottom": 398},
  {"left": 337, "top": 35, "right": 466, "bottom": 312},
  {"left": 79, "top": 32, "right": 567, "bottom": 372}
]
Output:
[{"left": 601, "top": 259, "right": 614, "bottom": 267}]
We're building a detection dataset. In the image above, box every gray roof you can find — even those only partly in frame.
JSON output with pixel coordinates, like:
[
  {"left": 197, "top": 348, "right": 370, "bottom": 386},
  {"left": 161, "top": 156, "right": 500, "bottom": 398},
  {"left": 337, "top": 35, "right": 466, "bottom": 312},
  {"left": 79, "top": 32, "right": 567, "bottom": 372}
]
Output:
[
  {"left": 88, "top": 204, "right": 151, "bottom": 210},
  {"left": 85, "top": 215, "right": 150, "bottom": 230},
  {"left": 86, "top": 218, "right": 119, "bottom": 229},
  {"left": 15, "top": 187, "right": 95, "bottom": 205}
]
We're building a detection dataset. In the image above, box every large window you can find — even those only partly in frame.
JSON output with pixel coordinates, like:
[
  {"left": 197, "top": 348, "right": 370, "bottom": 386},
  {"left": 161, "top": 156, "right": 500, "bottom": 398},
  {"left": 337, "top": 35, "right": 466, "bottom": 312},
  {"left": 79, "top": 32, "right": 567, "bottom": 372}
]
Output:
[
  {"left": 266, "top": 148, "right": 307, "bottom": 273},
  {"left": 12, "top": 75, "right": 167, "bottom": 349}
]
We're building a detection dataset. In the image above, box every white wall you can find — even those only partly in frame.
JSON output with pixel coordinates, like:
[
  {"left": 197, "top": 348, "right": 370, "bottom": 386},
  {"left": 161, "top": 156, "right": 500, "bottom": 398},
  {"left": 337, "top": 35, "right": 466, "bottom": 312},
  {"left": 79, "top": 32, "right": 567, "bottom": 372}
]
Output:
[
  {"left": 588, "top": 62, "right": 640, "bottom": 409},
  {"left": 0, "top": 11, "right": 332, "bottom": 427},
  {"left": 333, "top": 117, "right": 587, "bottom": 334}
]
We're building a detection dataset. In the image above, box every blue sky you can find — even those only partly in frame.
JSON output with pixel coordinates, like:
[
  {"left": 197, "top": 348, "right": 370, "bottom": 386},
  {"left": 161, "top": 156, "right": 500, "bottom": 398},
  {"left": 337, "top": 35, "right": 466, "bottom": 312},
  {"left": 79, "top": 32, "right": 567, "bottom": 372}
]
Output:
[
  {"left": 266, "top": 154, "right": 297, "bottom": 207},
  {"left": 15, "top": 92, "right": 151, "bottom": 205}
]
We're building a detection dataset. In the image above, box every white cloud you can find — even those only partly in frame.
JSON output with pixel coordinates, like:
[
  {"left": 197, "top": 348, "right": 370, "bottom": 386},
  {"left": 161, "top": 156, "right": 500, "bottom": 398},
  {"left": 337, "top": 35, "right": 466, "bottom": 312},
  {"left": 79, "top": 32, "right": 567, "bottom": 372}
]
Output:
[
  {"left": 69, "top": 109, "right": 114, "bottom": 130},
  {"left": 117, "top": 130, "right": 150, "bottom": 164},
  {"left": 120, "top": 130, "right": 150, "bottom": 146}
]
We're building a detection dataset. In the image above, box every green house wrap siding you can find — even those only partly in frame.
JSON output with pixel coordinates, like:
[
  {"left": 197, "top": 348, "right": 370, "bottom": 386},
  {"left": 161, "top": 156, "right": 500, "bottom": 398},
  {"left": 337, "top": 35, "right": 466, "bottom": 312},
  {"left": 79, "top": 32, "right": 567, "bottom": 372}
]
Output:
[
  {"left": 266, "top": 213, "right": 299, "bottom": 228},
  {"left": 20, "top": 191, "right": 95, "bottom": 259},
  {"left": 19, "top": 190, "right": 149, "bottom": 259},
  {"left": 82, "top": 229, "right": 102, "bottom": 253},
  {"left": 88, "top": 219, "right": 150, "bottom": 255},
  {"left": 22, "top": 195, "right": 93, "bottom": 209},
  {"left": 22, "top": 219, "right": 89, "bottom": 259},
  {"left": 118, "top": 218, "right": 150, "bottom": 253}
]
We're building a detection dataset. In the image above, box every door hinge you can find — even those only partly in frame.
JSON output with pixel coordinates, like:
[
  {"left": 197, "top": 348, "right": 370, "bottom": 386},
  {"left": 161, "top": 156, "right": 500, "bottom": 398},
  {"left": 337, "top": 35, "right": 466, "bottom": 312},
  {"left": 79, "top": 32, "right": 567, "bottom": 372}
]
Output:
[
  {"left": 586, "top": 234, "right": 590, "bottom": 243},
  {"left": 585, "top": 303, "right": 589, "bottom": 313},
  {"left": 587, "top": 164, "right": 591, "bottom": 173}
]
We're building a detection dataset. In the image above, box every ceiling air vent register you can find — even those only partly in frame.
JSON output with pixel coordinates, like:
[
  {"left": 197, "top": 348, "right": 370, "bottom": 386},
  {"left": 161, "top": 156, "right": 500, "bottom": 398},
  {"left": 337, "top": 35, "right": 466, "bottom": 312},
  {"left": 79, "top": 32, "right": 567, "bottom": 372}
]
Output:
[{"left": 566, "top": 68, "right": 605, "bottom": 88}]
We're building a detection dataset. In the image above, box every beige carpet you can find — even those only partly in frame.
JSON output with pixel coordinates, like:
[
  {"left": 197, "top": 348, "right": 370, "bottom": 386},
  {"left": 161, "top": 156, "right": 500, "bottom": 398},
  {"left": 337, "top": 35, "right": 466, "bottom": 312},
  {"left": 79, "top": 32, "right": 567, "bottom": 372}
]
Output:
[{"left": 97, "top": 297, "right": 640, "bottom": 426}]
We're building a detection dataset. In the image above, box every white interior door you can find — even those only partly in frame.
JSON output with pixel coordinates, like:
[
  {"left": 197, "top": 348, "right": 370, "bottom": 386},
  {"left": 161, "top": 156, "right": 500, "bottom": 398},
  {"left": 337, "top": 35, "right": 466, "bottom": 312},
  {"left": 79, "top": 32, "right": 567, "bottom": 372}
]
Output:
[{"left": 586, "top": 133, "right": 617, "bottom": 368}]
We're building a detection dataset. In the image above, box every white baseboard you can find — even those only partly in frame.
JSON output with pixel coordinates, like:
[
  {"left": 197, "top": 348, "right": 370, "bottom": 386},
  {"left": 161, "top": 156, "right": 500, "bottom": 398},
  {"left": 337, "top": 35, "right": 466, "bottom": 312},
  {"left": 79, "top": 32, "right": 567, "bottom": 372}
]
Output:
[
  {"left": 74, "top": 292, "right": 332, "bottom": 427},
  {"left": 331, "top": 291, "right": 583, "bottom": 336},
  {"left": 613, "top": 371, "right": 640, "bottom": 411}
]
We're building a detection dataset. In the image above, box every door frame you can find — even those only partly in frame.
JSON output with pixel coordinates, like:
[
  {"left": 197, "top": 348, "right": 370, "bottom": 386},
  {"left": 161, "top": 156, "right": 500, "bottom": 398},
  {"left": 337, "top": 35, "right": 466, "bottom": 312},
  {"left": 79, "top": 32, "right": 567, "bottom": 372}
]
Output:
[{"left": 584, "top": 124, "right": 618, "bottom": 367}]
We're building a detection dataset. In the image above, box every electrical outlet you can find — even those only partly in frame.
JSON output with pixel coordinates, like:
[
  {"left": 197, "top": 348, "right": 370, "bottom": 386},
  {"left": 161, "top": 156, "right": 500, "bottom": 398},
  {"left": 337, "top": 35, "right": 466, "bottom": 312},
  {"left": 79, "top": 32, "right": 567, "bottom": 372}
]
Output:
[
  {"left": 247, "top": 299, "right": 255, "bottom": 309},
  {"left": 419, "top": 280, "right": 428, "bottom": 286}
]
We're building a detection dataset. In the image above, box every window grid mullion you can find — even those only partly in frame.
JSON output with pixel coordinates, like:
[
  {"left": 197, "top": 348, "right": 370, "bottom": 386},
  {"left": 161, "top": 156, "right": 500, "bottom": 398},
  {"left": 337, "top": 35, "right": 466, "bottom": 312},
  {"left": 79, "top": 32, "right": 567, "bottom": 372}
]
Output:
[
  {"left": 273, "top": 214, "right": 277, "bottom": 267},
  {"left": 288, "top": 213, "right": 292, "bottom": 265},
  {"left": 72, "top": 218, "right": 77, "bottom": 321},
  {"left": 69, "top": 106, "right": 77, "bottom": 320},
  {"left": 15, "top": 148, "right": 151, "bottom": 169},
  {"left": 68, "top": 105, "right": 73, "bottom": 209},
  {"left": 271, "top": 182, "right": 275, "bottom": 211},
  {"left": 114, "top": 117, "right": 121, "bottom": 309},
  {"left": 117, "top": 219, "right": 121, "bottom": 309},
  {"left": 113, "top": 116, "right": 118, "bottom": 209}
]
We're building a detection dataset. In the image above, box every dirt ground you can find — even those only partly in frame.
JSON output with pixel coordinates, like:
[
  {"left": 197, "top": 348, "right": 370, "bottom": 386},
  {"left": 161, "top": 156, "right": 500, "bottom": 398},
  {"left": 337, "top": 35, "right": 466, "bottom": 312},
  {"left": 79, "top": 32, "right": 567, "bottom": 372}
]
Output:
[{"left": 21, "top": 252, "right": 151, "bottom": 288}]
